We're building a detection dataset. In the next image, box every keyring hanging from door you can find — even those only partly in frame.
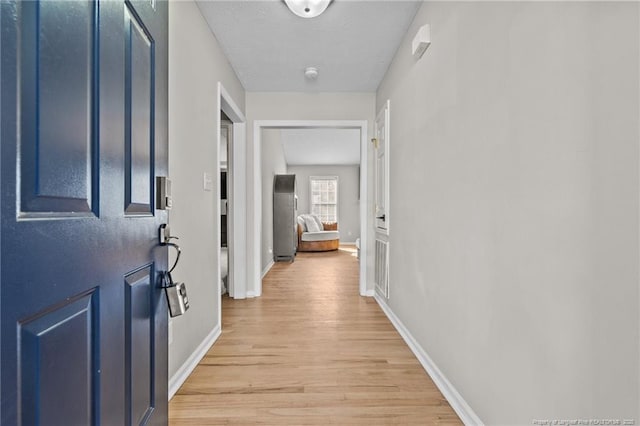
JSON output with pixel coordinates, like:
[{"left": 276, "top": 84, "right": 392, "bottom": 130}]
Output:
[
  {"left": 166, "top": 242, "right": 181, "bottom": 274},
  {"left": 159, "top": 224, "right": 188, "bottom": 317},
  {"left": 159, "top": 223, "right": 181, "bottom": 273}
]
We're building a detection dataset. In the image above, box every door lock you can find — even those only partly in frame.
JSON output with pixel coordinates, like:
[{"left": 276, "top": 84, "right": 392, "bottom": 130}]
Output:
[
  {"left": 159, "top": 224, "right": 187, "bottom": 317},
  {"left": 156, "top": 176, "right": 172, "bottom": 210},
  {"left": 162, "top": 272, "right": 189, "bottom": 317}
]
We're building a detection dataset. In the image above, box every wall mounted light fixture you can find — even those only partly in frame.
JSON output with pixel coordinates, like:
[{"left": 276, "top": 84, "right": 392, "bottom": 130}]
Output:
[{"left": 284, "top": 0, "right": 332, "bottom": 18}]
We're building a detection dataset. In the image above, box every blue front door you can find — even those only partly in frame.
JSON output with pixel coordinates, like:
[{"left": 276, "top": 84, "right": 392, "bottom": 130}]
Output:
[{"left": 1, "top": 1, "right": 169, "bottom": 424}]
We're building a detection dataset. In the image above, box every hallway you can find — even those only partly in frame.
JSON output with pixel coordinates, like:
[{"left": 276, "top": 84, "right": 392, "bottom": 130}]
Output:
[{"left": 169, "top": 247, "right": 461, "bottom": 425}]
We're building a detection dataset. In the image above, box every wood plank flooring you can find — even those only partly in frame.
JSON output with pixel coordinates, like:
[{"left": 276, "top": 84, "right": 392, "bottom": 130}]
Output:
[{"left": 169, "top": 246, "right": 462, "bottom": 425}]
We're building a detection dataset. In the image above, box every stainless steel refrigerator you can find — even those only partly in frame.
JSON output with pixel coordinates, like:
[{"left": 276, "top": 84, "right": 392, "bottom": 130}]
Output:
[{"left": 273, "top": 174, "right": 297, "bottom": 262}]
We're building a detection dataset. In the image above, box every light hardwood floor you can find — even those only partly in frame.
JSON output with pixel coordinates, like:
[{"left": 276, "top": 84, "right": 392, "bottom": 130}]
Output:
[{"left": 169, "top": 246, "right": 462, "bottom": 425}]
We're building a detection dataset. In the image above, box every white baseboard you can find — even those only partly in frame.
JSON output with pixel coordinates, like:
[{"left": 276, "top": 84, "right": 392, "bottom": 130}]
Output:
[
  {"left": 261, "top": 260, "right": 275, "bottom": 279},
  {"left": 364, "top": 289, "right": 375, "bottom": 297},
  {"left": 168, "top": 324, "right": 221, "bottom": 400},
  {"left": 246, "top": 290, "right": 261, "bottom": 298},
  {"left": 374, "top": 295, "right": 483, "bottom": 426}
]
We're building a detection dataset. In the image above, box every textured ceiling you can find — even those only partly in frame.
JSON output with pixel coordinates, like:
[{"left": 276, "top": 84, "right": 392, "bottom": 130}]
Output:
[
  {"left": 281, "top": 129, "right": 361, "bottom": 165},
  {"left": 196, "top": 1, "right": 421, "bottom": 92}
]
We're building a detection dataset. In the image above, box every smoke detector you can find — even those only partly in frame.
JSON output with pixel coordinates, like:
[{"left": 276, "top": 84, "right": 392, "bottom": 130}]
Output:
[{"left": 304, "top": 67, "right": 319, "bottom": 80}]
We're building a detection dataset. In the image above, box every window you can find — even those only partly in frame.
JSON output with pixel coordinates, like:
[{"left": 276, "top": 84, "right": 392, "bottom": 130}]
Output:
[{"left": 310, "top": 176, "right": 338, "bottom": 223}]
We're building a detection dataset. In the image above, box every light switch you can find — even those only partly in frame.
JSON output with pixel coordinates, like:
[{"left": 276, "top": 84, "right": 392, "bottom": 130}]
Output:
[{"left": 203, "top": 172, "right": 213, "bottom": 191}]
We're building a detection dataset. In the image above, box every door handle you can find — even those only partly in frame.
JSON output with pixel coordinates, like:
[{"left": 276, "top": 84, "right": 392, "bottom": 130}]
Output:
[
  {"left": 159, "top": 223, "right": 179, "bottom": 245},
  {"left": 376, "top": 214, "right": 386, "bottom": 221}
]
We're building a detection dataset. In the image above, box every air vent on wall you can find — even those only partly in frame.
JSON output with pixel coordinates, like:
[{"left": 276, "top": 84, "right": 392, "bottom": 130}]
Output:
[{"left": 412, "top": 24, "right": 431, "bottom": 60}]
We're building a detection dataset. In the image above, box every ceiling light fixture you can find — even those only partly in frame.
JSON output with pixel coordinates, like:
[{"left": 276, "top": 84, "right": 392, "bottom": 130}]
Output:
[
  {"left": 304, "top": 67, "right": 319, "bottom": 80},
  {"left": 284, "top": 0, "right": 332, "bottom": 19}
]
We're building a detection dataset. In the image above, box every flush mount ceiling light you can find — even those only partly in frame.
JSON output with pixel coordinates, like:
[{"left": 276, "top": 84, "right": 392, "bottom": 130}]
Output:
[
  {"left": 304, "top": 67, "right": 319, "bottom": 80},
  {"left": 284, "top": 0, "right": 332, "bottom": 18}
]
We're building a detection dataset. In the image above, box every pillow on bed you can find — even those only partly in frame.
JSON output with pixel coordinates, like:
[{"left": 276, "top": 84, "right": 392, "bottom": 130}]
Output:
[
  {"left": 303, "top": 214, "right": 322, "bottom": 232},
  {"left": 296, "top": 216, "right": 307, "bottom": 231},
  {"left": 310, "top": 214, "right": 324, "bottom": 230}
]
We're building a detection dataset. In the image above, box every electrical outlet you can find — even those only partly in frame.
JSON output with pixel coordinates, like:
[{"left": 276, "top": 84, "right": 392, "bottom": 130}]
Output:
[
  {"left": 268, "top": 247, "right": 273, "bottom": 254},
  {"left": 168, "top": 320, "right": 173, "bottom": 345}
]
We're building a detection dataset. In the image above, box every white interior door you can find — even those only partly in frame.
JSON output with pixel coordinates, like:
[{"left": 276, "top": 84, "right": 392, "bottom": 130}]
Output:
[
  {"left": 374, "top": 101, "right": 390, "bottom": 299},
  {"left": 374, "top": 101, "right": 390, "bottom": 232}
]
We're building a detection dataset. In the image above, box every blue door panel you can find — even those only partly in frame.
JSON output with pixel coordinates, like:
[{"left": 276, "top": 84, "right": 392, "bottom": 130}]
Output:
[
  {"left": 19, "top": 292, "right": 97, "bottom": 426},
  {"left": 1, "top": 0, "right": 169, "bottom": 424},
  {"left": 125, "top": 265, "right": 155, "bottom": 426},
  {"left": 19, "top": 0, "right": 98, "bottom": 216},
  {"left": 125, "top": 3, "right": 154, "bottom": 216}
]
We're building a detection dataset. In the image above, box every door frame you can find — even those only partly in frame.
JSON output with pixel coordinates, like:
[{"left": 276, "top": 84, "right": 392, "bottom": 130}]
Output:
[
  {"left": 217, "top": 83, "right": 246, "bottom": 312},
  {"left": 251, "top": 120, "right": 369, "bottom": 297}
]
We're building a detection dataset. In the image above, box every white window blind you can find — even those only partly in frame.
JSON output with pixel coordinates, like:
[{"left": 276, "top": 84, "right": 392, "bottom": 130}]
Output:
[{"left": 310, "top": 176, "right": 338, "bottom": 223}]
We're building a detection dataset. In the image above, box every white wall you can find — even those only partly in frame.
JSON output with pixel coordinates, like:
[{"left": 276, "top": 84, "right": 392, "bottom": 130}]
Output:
[
  {"left": 246, "top": 92, "right": 376, "bottom": 295},
  {"left": 260, "top": 129, "right": 288, "bottom": 273},
  {"left": 288, "top": 165, "right": 361, "bottom": 243},
  {"left": 376, "top": 2, "right": 639, "bottom": 424},
  {"left": 168, "top": 0, "right": 245, "bottom": 383}
]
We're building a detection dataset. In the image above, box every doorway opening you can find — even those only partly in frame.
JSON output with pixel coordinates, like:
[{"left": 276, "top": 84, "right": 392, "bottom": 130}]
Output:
[
  {"left": 219, "top": 114, "right": 232, "bottom": 297},
  {"left": 216, "top": 83, "right": 246, "bottom": 330},
  {"left": 251, "top": 120, "right": 369, "bottom": 297}
]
